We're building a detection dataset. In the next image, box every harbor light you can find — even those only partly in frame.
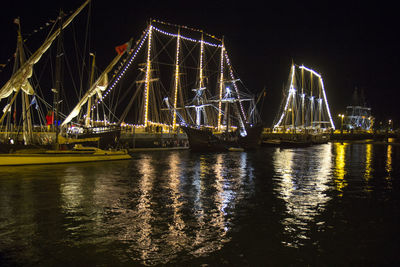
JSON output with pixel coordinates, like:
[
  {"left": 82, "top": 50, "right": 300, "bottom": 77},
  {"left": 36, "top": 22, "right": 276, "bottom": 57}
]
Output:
[{"left": 338, "top": 114, "right": 344, "bottom": 131}]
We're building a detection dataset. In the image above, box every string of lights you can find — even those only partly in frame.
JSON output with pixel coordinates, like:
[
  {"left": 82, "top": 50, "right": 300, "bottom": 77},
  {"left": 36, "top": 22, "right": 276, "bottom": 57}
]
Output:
[
  {"left": 143, "top": 25, "right": 153, "bottom": 126},
  {"left": 299, "top": 65, "right": 335, "bottom": 129},
  {"left": 217, "top": 44, "right": 225, "bottom": 130},
  {"left": 151, "top": 19, "right": 222, "bottom": 42},
  {"left": 172, "top": 30, "right": 181, "bottom": 128},
  {"left": 86, "top": 22, "right": 252, "bottom": 130},
  {"left": 152, "top": 26, "right": 221, "bottom": 47},
  {"left": 90, "top": 26, "right": 150, "bottom": 112},
  {"left": 224, "top": 51, "right": 247, "bottom": 124},
  {"left": 274, "top": 64, "right": 335, "bottom": 130},
  {"left": 274, "top": 64, "right": 296, "bottom": 128},
  {"left": 90, "top": 24, "right": 223, "bottom": 115}
]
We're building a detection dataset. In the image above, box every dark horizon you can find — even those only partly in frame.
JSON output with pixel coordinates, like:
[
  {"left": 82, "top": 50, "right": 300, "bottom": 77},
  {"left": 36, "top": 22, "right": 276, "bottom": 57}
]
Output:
[{"left": 1, "top": 0, "right": 398, "bottom": 128}]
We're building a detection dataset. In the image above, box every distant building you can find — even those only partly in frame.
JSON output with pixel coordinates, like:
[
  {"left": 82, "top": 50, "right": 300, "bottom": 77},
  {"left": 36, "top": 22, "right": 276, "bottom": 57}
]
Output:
[{"left": 344, "top": 87, "right": 374, "bottom": 130}]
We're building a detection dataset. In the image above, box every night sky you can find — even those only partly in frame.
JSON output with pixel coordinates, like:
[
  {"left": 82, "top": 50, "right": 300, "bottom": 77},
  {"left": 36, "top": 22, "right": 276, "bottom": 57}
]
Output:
[{"left": 1, "top": 0, "right": 398, "bottom": 128}]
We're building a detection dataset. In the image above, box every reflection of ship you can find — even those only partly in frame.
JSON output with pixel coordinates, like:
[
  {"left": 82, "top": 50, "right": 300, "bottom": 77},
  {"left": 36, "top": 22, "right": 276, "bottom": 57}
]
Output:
[{"left": 273, "top": 143, "right": 332, "bottom": 247}]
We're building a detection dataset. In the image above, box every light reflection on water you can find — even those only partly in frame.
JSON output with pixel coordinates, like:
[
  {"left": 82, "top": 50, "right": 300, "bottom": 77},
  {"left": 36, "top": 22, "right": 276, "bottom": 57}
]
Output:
[
  {"left": 333, "top": 142, "right": 348, "bottom": 195},
  {"left": 365, "top": 144, "right": 373, "bottom": 182},
  {"left": 0, "top": 152, "right": 253, "bottom": 265},
  {"left": 385, "top": 145, "right": 393, "bottom": 191},
  {"left": 273, "top": 143, "right": 332, "bottom": 248},
  {"left": 1, "top": 143, "right": 400, "bottom": 265}
]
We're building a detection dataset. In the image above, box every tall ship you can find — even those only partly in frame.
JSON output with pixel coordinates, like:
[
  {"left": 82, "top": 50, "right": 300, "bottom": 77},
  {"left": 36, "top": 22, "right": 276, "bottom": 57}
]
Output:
[
  {"left": 265, "top": 63, "right": 335, "bottom": 147},
  {"left": 61, "top": 20, "right": 263, "bottom": 151},
  {"left": 0, "top": 0, "right": 131, "bottom": 164},
  {"left": 1, "top": 7, "right": 262, "bottom": 152},
  {"left": 344, "top": 87, "right": 373, "bottom": 131},
  {"left": 0, "top": 0, "right": 93, "bottom": 153}
]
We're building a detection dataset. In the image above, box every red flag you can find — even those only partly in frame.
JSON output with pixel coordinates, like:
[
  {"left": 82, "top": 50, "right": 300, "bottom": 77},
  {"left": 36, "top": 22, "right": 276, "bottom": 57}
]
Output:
[
  {"left": 115, "top": 43, "right": 128, "bottom": 55},
  {"left": 46, "top": 111, "right": 54, "bottom": 125}
]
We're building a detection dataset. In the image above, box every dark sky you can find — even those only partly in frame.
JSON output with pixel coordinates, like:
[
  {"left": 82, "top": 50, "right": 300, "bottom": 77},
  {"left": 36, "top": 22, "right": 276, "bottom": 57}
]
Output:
[{"left": 1, "top": 0, "right": 399, "bottom": 127}]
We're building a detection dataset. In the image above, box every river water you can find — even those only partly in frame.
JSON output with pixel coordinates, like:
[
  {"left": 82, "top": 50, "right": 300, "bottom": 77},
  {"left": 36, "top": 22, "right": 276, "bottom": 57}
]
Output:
[{"left": 1, "top": 142, "right": 399, "bottom": 266}]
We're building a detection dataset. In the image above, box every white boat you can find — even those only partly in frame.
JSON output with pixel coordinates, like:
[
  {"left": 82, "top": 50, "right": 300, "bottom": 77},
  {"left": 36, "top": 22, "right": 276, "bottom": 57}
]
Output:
[{"left": 0, "top": 144, "right": 131, "bottom": 166}]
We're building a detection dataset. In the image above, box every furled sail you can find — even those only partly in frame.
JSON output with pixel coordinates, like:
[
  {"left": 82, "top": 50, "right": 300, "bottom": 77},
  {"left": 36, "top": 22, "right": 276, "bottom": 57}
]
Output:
[
  {"left": 61, "top": 53, "right": 124, "bottom": 126},
  {"left": 0, "top": 0, "right": 90, "bottom": 102}
]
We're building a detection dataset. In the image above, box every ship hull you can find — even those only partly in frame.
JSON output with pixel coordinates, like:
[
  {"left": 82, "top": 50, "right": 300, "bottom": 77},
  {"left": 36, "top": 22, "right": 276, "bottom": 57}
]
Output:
[
  {"left": 0, "top": 147, "right": 131, "bottom": 166},
  {"left": 262, "top": 132, "right": 330, "bottom": 148},
  {"left": 181, "top": 124, "right": 263, "bottom": 152},
  {"left": 64, "top": 126, "right": 121, "bottom": 149}
]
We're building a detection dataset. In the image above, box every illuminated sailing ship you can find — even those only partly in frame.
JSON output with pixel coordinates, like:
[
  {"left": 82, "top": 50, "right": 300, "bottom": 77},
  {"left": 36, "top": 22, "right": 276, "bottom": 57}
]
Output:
[
  {"left": 268, "top": 63, "right": 335, "bottom": 146},
  {"left": 60, "top": 20, "right": 262, "bottom": 151},
  {"left": 0, "top": 0, "right": 91, "bottom": 152},
  {"left": 176, "top": 32, "right": 263, "bottom": 151},
  {"left": 0, "top": 0, "right": 132, "bottom": 164},
  {"left": 344, "top": 87, "right": 373, "bottom": 131}
]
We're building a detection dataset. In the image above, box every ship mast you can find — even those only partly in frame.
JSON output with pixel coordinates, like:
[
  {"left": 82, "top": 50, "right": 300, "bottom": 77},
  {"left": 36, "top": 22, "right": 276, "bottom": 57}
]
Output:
[
  {"left": 0, "top": 0, "right": 91, "bottom": 122},
  {"left": 16, "top": 20, "right": 33, "bottom": 144},
  {"left": 143, "top": 23, "right": 153, "bottom": 128},
  {"left": 53, "top": 10, "right": 65, "bottom": 148},
  {"left": 85, "top": 53, "right": 96, "bottom": 127},
  {"left": 172, "top": 28, "right": 181, "bottom": 130},
  {"left": 291, "top": 63, "right": 296, "bottom": 131},
  {"left": 310, "top": 71, "right": 313, "bottom": 129},
  {"left": 318, "top": 77, "right": 322, "bottom": 129},
  {"left": 194, "top": 33, "right": 206, "bottom": 127},
  {"left": 217, "top": 40, "right": 224, "bottom": 131},
  {"left": 301, "top": 66, "right": 305, "bottom": 128}
]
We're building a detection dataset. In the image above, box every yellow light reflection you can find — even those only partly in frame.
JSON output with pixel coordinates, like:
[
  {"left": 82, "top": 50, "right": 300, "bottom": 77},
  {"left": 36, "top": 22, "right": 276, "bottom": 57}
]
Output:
[
  {"left": 364, "top": 144, "right": 373, "bottom": 181},
  {"left": 60, "top": 166, "right": 84, "bottom": 214},
  {"left": 166, "top": 153, "right": 187, "bottom": 250},
  {"left": 136, "top": 156, "right": 156, "bottom": 261},
  {"left": 386, "top": 145, "right": 392, "bottom": 185},
  {"left": 334, "top": 143, "right": 348, "bottom": 196},
  {"left": 386, "top": 145, "right": 392, "bottom": 174}
]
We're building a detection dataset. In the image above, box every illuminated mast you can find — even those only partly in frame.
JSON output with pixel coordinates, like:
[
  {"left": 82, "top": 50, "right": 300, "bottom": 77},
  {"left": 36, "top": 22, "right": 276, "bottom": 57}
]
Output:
[
  {"left": 318, "top": 78, "right": 322, "bottom": 129},
  {"left": 195, "top": 34, "right": 205, "bottom": 126},
  {"left": 217, "top": 41, "right": 224, "bottom": 131},
  {"left": 291, "top": 63, "right": 296, "bottom": 131},
  {"left": 301, "top": 66, "right": 305, "bottom": 128},
  {"left": 310, "top": 71, "right": 313, "bottom": 129},
  {"left": 172, "top": 28, "right": 181, "bottom": 130},
  {"left": 274, "top": 64, "right": 335, "bottom": 130},
  {"left": 298, "top": 65, "right": 335, "bottom": 130},
  {"left": 144, "top": 24, "right": 153, "bottom": 127}
]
